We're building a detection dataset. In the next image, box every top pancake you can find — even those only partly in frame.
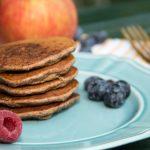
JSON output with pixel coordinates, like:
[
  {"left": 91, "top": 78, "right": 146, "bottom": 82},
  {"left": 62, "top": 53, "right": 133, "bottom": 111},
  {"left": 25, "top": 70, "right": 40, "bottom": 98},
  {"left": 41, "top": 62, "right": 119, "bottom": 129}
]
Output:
[{"left": 0, "top": 37, "right": 76, "bottom": 71}]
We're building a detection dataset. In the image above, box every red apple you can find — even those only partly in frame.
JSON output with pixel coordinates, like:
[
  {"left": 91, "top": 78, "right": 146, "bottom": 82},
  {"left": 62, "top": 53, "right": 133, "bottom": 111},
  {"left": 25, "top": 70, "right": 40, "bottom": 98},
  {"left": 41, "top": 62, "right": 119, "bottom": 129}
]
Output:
[
  {"left": 0, "top": 0, "right": 78, "bottom": 42},
  {"left": 0, "top": 36, "right": 4, "bottom": 44}
]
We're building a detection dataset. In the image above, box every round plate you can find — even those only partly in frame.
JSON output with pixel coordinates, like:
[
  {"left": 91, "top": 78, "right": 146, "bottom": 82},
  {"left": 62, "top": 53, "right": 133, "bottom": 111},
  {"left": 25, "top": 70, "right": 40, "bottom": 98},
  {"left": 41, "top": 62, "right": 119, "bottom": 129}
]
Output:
[
  {"left": 1, "top": 53, "right": 150, "bottom": 150},
  {"left": 14, "top": 71, "right": 144, "bottom": 145}
]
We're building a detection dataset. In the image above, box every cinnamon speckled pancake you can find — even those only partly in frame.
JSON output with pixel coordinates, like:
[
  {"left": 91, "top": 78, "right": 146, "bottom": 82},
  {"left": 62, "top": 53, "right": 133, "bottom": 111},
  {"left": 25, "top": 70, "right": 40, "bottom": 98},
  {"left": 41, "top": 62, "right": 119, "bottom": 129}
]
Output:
[
  {"left": 0, "top": 37, "right": 76, "bottom": 71},
  {"left": 0, "top": 93, "right": 80, "bottom": 120},
  {"left": 0, "top": 80, "right": 78, "bottom": 107},
  {"left": 0, "top": 67, "right": 78, "bottom": 96},
  {"left": 0, "top": 55, "right": 75, "bottom": 87}
]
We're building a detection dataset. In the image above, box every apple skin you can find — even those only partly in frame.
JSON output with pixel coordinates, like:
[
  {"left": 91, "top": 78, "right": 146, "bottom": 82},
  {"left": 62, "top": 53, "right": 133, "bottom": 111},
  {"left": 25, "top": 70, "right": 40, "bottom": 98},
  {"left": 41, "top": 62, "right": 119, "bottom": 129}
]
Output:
[
  {"left": 0, "top": 0, "right": 78, "bottom": 42},
  {"left": 0, "top": 35, "right": 4, "bottom": 43}
]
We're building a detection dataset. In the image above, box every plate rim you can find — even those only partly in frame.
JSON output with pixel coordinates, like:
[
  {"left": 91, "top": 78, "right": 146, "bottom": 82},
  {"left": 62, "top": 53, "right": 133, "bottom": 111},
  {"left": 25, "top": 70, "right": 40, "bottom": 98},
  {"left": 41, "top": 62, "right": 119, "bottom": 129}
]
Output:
[{"left": 74, "top": 52, "right": 150, "bottom": 74}]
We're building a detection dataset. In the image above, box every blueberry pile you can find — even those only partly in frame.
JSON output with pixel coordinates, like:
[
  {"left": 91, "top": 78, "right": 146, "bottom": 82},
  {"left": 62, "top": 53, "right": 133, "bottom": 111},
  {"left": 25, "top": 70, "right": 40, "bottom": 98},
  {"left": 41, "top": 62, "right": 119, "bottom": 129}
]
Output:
[
  {"left": 74, "top": 27, "right": 108, "bottom": 52},
  {"left": 84, "top": 76, "right": 131, "bottom": 108}
]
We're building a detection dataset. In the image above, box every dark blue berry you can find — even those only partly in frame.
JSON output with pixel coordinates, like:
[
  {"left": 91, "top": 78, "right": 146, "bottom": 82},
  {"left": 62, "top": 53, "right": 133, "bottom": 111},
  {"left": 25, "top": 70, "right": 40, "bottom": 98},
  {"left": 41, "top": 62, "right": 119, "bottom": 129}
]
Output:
[
  {"left": 116, "top": 80, "right": 131, "bottom": 98},
  {"left": 96, "top": 80, "right": 113, "bottom": 100},
  {"left": 103, "top": 83, "right": 126, "bottom": 108},
  {"left": 85, "top": 37, "right": 96, "bottom": 47},
  {"left": 84, "top": 76, "right": 101, "bottom": 91},
  {"left": 79, "top": 34, "right": 97, "bottom": 53},
  {"left": 85, "top": 77, "right": 105, "bottom": 101},
  {"left": 88, "top": 87, "right": 101, "bottom": 101},
  {"left": 85, "top": 77, "right": 114, "bottom": 102},
  {"left": 104, "top": 92, "right": 125, "bottom": 108},
  {"left": 113, "top": 83, "right": 127, "bottom": 98},
  {"left": 81, "top": 36, "right": 96, "bottom": 48},
  {"left": 93, "top": 31, "right": 108, "bottom": 43},
  {"left": 104, "top": 80, "right": 114, "bottom": 93},
  {"left": 85, "top": 77, "right": 103, "bottom": 93}
]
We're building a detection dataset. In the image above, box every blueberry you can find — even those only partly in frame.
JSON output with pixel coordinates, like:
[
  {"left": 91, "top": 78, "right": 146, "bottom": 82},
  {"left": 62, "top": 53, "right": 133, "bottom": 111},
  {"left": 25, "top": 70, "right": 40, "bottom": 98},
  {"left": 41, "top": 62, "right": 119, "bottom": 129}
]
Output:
[
  {"left": 97, "top": 80, "right": 113, "bottom": 100},
  {"left": 114, "top": 83, "right": 127, "bottom": 98},
  {"left": 103, "top": 83, "right": 126, "bottom": 108},
  {"left": 85, "top": 76, "right": 105, "bottom": 101},
  {"left": 116, "top": 80, "right": 131, "bottom": 98},
  {"left": 81, "top": 36, "right": 96, "bottom": 48},
  {"left": 85, "top": 77, "right": 114, "bottom": 102},
  {"left": 105, "top": 80, "right": 114, "bottom": 92},
  {"left": 88, "top": 86, "right": 101, "bottom": 101},
  {"left": 74, "top": 27, "right": 84, "bottom": 40},
  {"left": 84, "top": 76, "right": 102, "bottom": 91},
  {"left": 93, "top": 31, "right": 108, "bottom": 43},
  {"left": 103, "top": 91, "right": 125, "bottom": 108}
]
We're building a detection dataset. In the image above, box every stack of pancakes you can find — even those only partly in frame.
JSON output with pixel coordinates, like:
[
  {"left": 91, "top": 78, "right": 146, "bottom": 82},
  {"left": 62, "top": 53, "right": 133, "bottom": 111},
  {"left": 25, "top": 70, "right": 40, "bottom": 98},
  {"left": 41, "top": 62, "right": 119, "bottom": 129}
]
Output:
[{"left": 0, "top": 37, "right": 79, "bottom": 120}]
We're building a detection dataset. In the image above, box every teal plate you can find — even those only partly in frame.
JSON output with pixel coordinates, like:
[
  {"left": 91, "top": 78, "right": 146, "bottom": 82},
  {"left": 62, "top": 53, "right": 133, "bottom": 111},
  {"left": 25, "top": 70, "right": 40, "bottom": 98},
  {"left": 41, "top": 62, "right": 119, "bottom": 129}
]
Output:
[{"left": 1, "top": 53, "right": 150, "bottom": 150}]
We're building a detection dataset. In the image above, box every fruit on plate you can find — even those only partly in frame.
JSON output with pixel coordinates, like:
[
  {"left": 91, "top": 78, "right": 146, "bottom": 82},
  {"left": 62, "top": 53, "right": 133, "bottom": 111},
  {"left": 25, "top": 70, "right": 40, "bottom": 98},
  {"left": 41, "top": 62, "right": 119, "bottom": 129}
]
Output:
[
  {"left": 103, "top": 82, "right": 128, "bottom": 108},
  {"left": 0, "top": 110, "right": 22, "bottom": 143},
  {"left": 84, "top": 76, "right": 112, "bottom": 101},
  {"left": 0, "top": 0, "right": 78, "bottom": 42},
  {"left": 74, "top": 27, "right": 108, "bottom": 52},
  {"left": 84, "top": 76, "right": 131, "bottom": 108}
]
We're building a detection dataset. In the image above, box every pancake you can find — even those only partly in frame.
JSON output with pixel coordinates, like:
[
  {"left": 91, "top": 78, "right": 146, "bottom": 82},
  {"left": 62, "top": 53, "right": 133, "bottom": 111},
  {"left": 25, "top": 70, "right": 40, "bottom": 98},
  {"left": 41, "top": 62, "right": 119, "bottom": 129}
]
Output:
[
  {"left": 0, "top": 55, "right": 75, "bottom": 87},
  {"left": 0, "top": 93, "right": 80, "bottom": 120},
  {"left": 0, "top": 37, "right": 76, "bottom": 71},
  {"left": 0, "top": 80, "right": 78, "bottom": 107},
  {"left": 0, "top": 67, "right": 78, "bottom": 96}
]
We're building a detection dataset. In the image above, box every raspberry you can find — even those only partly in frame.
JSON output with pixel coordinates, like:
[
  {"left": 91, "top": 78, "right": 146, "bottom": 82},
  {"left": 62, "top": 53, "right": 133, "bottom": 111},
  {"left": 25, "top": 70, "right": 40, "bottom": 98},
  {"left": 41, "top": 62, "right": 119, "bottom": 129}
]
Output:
[{"left": 0, "top": 110, "right": 22, "bottom": 143}]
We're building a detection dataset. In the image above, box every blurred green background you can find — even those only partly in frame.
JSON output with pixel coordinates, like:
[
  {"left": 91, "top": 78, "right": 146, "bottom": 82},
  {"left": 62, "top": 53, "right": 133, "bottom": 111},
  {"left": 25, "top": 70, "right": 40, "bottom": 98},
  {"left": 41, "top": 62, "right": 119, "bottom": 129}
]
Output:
[{"left": 74, "top": 0, "right": 150, "bottom": 37}]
